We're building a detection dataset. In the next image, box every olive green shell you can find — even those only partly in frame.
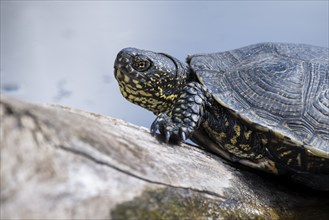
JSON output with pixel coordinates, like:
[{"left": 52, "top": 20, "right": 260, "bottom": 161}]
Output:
[{"left": 188, "top": 43, "right": 329, "bottom": 157}]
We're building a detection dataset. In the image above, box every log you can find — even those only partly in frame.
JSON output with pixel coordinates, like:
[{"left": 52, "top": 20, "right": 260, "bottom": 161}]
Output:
[{"left": 1, "top": 96, "right": 328, "bottom": 220}]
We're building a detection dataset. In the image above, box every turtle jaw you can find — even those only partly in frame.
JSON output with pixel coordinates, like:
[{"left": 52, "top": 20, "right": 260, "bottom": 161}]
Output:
[{"left": 114, "top": 63, "right": 162, "bottom": 114}]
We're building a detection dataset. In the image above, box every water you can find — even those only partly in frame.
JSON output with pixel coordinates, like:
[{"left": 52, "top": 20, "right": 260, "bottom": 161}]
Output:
[{"left": 1, "top": 1, "right": 328, "bottom": 129}]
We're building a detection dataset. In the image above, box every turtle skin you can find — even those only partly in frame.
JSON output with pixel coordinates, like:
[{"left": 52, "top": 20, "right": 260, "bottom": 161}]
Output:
[{"left": 114, "top": 43, "right": 329, "bottom": 190}]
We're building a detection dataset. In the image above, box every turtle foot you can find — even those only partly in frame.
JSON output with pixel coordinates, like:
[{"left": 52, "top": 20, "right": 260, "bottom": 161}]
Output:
[{"left": 150, "top": 113, "right": 190, "bottom": 143}]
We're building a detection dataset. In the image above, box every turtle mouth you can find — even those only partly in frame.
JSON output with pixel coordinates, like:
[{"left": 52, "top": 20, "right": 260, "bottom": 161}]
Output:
[{"left": 114, "top": 64, "right": 152, "bottom": 89}]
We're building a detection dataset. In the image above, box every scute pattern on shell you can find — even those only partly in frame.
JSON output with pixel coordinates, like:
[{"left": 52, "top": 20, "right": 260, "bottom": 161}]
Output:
[{"left": 189, "top": 43, "right": 329, "bottom": 154}]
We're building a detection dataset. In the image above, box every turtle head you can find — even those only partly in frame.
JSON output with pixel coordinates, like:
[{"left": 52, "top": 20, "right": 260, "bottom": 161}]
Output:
[{"left": 114, "top": 48, "right": 189, "bottom": 114}]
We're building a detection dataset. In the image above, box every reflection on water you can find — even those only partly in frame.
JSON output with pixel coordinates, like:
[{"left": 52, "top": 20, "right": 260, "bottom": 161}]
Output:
[{"left": 1, "top": 1, "right": 328, "bottom": 128}]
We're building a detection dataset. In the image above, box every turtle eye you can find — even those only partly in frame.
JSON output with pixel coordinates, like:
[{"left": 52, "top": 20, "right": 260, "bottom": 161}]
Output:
[{"left": 132, "top": 56, "right": 152, "bottom": 72}]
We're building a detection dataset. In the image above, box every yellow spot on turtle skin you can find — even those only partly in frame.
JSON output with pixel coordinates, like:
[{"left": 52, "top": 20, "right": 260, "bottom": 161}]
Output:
[
  {"left": 220, "top": 132, "right": 226, "bottom": 138},
  {"left": 158, "top": 87, "right": 163, "bottom": 95},
  {"left": 244, "top": 130, "right": 252, "bottom": 140},
  {"left": 124, "top": 74, "right": 130, "bottom": 83},
  {"left": 287, "top": 158, "right": 292, "bottom": 166},
  {"left": 255, "top": 154, "right": 263, "bottom": 159},
  {"left": 230, "top": 138, "right": 237, "bottom": 145},
  {"left": 125, "top": 86, "right": 138, "bottom": 95},
  {"left": 119, "top": 87, "right": 128, "bottom": 97},
  {"left": 180, "top": 93, "right": 187, "bottom": 98},
  {"left": 239, "top": 144, "right": 251, "bottom": 151},
  {"left": 218, "top": 132, "right": 227, "bottom": 141},
  {"left": 132, "top": 79, "right": 143, "bottom": 89},
  {"left": 261, "top": 138, "right": 268, "bottom": 145},
  {"left": 127, "top": 94, "right": 135, "bottom": 101},
  {"left": 166, "top": 94, "right": 177, "bottom": 101},
  {"left": 230, "top": 125, "right": 241, "bottom": 145},
  {"left": 234, "top": 125, "right": 241, "bottom": 135},
  {"left": 279, "top": 150, "right": 292, "bottom": 158},
  {"left": 116, "top": 70, "right": 122, "bottom": 79},
  {"left": 139, "top": 90, "right": 153, "bottom": 97}
]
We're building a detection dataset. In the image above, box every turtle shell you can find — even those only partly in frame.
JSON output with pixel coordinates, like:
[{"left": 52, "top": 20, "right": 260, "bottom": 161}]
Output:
[{"left": 188, "top": 43, "right": 329, "bottom": 157}]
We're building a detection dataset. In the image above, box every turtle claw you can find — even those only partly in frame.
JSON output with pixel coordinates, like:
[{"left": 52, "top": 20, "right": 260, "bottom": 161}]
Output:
[
  {"left": 180, "top": 130, "right": 187, "bottom": 141},
  {"left": 150, "top": 113, "right": 194, "bottom": 143},
  {"left": 165, "top": 131, "right": 171, "bottom": 143},
  {"left": 150, "top": 119, "right": 159, "bottom": 136},
  {"left": 150, "top": 113, "right": 178, "bottom": 143}
]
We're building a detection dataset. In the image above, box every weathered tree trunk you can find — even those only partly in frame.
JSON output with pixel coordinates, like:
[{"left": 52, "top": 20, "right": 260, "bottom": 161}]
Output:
[{"left": 1, "top": 96, "right": 328, "bottom": 220}]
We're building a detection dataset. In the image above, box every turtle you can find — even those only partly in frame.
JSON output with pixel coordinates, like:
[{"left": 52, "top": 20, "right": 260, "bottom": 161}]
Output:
[{"left": 114, "top": 42, "right": 329, "bottom": 191}]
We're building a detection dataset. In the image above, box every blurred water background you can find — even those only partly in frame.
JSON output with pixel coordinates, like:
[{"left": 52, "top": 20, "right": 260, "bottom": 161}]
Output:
[{"left": 1, "top": 1, "right": 328, "bottom": 128}]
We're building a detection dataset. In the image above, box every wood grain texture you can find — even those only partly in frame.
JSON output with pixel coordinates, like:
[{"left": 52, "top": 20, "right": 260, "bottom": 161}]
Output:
[{"left": 1, "top": 96, "right": 328, "bottom": 220}]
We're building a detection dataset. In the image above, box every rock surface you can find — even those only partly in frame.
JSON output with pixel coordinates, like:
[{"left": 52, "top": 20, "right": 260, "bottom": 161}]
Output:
[{"left": 1, "top": 96, "right": 329, "bottom": 220}]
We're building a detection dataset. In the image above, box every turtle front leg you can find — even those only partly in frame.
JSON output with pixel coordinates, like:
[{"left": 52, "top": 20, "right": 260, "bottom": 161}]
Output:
[{"left": 151, "top": 82, "right": 212, "bottom": 143}]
